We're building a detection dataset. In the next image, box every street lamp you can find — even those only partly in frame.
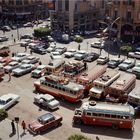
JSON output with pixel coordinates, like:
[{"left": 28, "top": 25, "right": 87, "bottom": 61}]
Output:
[
  {"left": 15, "top": 117, "right": 19, "bottom": 139},
  {"left": 107, "top": 17, "right": 120, "bottom": 58}
]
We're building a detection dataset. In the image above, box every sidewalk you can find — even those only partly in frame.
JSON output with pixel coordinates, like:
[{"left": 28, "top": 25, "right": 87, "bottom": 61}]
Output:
[{"left": 0, "top": 119, "right": 49, "bottom": 140}]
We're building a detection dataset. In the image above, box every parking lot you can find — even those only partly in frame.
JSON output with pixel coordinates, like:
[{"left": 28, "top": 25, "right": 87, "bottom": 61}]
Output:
[{"left": 0, "top": 25, "right": 140, "bottom": 140}]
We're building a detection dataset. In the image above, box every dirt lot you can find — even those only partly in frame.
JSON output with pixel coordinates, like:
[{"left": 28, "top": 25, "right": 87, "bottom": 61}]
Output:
[{"left": 0, "top": 43, "right": 140, "bottom": 140}]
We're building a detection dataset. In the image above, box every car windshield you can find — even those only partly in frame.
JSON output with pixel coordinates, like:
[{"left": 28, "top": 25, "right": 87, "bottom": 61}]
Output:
[
  {"left": 47, "top": 98, "right": 54, "bottom": 103},
  {"left": 124, "top": 61, "right": 131, "bottom": 64},
  {"left": 20, "top": 66, "right": 27, "bottom": 69},
  {"left": 0, "top": 99, "right": 6, "bottom": 105},
  {"left": 37, "top": 67, "right": 43, "bottom": 71}
]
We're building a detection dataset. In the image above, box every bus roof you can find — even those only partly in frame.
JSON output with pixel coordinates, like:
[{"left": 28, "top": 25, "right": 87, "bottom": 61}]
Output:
[
  {"left": 40, "top": 75, "right": 84, "bottom": 91},
  {"left": 93, "top": 69, "right": 120, "bottom": 86},
  {"left": 0, "top": 46, "right": 9, "bottom": 49},
  {"left": 82, "top": 102, "right": 134, "bottom": 116},
  {"left": 46, "top": 59, "right": 65, "bottom": 69},
  {"left": 78, "top": 65, "right": 107, "bottom": 81},
  {"left": 109, "top": 73, "right": 136, "bottom": 91}
]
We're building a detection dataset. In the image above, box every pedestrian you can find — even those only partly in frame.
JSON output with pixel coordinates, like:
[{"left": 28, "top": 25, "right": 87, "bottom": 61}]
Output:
[
  {"left": 8, "top": 72, "right": 11, "bottom": 82},
  {"left": 11, "top": 120, "right": 16, "bottom": 134},
  {"left": 39, "top": 61, "right": 42, "bottom": 65},
  {"left": 11, "top": 34, "right": 13, "bottom": 37},
  {"left": 21, "top": 120, "right": 26, "bottom": 134},
  {"left": 84, "top": 62, "right": 87, "bottom": 70},
  {"left": 12, "top": 52, "right": 15, "bottom": 57},
  {"left": 14, "top": 38, "right": 16, "bottom": 43},
  {"left": 30, "top": 49, "right": 33, "bottom": 55},
  {"left": 96, "top": 136, "right": 100, "bottom": 140},
  {"left": 25, "top": 46, "right": 27, "bottom": 52},
  {"left": 78, "top": 44, "right": 81, "bottom": 50}
]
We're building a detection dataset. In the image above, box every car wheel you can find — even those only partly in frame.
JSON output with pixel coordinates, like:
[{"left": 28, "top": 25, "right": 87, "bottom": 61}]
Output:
[
  {"left": 75, "top": 119, "right": 82, "bottom": 125},
  {"left": 112, "top": 124, "right": 119, "bottom": 129}
]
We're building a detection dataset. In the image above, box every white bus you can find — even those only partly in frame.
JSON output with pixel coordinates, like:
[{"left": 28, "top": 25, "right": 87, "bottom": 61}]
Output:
[
  {"left": 89, "top": 69, "right": 120, "bottom": 99},
  {"left": 106, "top": 73, "right": 136, "bottom": 103}
]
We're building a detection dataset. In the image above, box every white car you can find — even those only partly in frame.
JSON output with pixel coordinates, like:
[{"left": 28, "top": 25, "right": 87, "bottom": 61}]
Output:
[
  {"left": 74, "top": 50, "right": 87, "bottom": 60},
  {"left": 50, "top": 52, "right": 63, "bottom": 60},
  {"left": 12, "top": 63, "right": 35, "bottom": 76},
  {"left": 118, "top": 59, "right": 135, "bottom": 71},
  {"left": 97, "top": 56, "right": 109, "bottom": 64},
  {"left": 31, "top": 65, "right": 46, "bottom": 78},
  {"left": 22, "top": 56, "right": 40, "bottom": 64},
  {"left": 12, "top": 53, "right": 30, "bottom": 62},
  {"left": 64, "top": 49, "right": 77, "bottom": 58},
  {"left": 4, "top": 61, "right": 21, "bottom": 73},
  {"left": 128, "top": 52, "right": 140, "bottom": 59},
  {"left": 34, "top": 94, "right": 60, "bottom": 110},
  {"left": 46, "top": 44, "right": 56, "bottom": 53},
  {"left": 0, "top": 93, "right": 20, "bottom": 110}
]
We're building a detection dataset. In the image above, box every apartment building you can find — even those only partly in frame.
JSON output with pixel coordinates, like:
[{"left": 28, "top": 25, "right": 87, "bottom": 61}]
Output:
[
  {"left": 50, "top": 0, "right": 106, "bottom": 31},
  {"left": 0, "top": 0, "right": 48, "bottom": 23},
  {"left": 107, "top": 0, "right": 140, "bottom": 43}
]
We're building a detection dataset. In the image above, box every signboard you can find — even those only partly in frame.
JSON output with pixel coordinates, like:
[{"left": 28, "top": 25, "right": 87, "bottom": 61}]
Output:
[{"left": 125, "top": 31, "right": 140, "bottom": 36}]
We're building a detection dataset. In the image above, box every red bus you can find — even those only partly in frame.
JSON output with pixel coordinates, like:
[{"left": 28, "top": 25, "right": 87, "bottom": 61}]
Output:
[
  {"left": 73, "top": 101, "right": 135, "bottom": 129},
  {"left": 105, "top": 73, "right": 136, "bottom": 103},
  {"left": 76, "top": 65, "right": 107, "bottom": 95},
  {"left": 34, "top": 74, "right": 84, "bottom": 103}
]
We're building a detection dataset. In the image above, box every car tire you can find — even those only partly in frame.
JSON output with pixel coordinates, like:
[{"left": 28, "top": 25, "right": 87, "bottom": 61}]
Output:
[
  {"left": 112, "top": 124, "right": 119, "bottom": 129},
  {"left": 75, "top": 119, "right": 82, "bottom": 125}
]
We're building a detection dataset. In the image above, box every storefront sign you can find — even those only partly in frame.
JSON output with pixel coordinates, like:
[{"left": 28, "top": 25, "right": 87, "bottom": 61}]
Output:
[{"left": 125, "top": 31, "right": 140, "bottom": 36}]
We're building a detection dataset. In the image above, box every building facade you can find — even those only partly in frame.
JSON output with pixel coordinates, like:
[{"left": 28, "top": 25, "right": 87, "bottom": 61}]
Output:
[
  {"left": 0, "top": 0, "right": 49, "bottom": 23},
  {"left": 50, "top": 0, "right": 106, "bottom": 31},
  {"left": 107, "top": 0, "right": 140, "bottom": 43}
]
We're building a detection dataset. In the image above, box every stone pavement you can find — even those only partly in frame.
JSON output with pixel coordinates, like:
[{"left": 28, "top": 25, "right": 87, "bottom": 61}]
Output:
[{"left": 0, "top": 119, "right": 49, "bottom": 140}]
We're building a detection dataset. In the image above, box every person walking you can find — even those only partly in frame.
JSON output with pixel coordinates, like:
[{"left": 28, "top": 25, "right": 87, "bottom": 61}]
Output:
[
  {"left": 30, "top": 49, "right": 33, "bottom": 55},
  {"left": 39, "top": 61, "right": 42, "bottom": 65},
  {"left": 8, "top": 72, "right": 11, "bottom": 82},
  {"left": 21, "top": 120, "right": 26, "bottom": 134},
  {"left": 11, "top": 120, "right": 16, "bottom": 134},
  {"left": 25, "top": 46, "right": 27, "bottom": 52},
  {"left": 84, "top": 62, "right": 87, "bottom": 70},
  {"left": 96, "top": 136, "right": 100, "bottom": 140},
  {"left": 78, "top": 44, "right": 81, "bottom": 50}
]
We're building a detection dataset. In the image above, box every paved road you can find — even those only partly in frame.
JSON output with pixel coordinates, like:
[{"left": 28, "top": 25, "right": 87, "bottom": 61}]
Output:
[{"left": 0, "top": 28, "right": 140, "bottom": 140}]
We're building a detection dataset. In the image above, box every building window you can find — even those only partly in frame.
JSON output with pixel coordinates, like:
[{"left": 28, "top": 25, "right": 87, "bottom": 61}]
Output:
[
  {"left": 16, "top": 0, "right": 23, "bottom": 5},
  {"left": 65, "top": 0, "right": 69, "bottom": 11},
  {"left": 58, "top": 0, "right": 62, "bottom": 11},
  {"left": 127, "top": 11, "right": 131, "bottom": 21},
  {"left": 114, "top": 10, "right": 118, "bottom": 19},
  {"left": 127, "top": 0, "right": 132, "bottom": 5},
  {"left": 24, "top": 0, "right": 29, "bottom": 5},
  {"left": 138, "top": 12, "right": 140, "bottom": 20},
  {"left": 9, "top": 0, "right": 14, "bottom": 5}
]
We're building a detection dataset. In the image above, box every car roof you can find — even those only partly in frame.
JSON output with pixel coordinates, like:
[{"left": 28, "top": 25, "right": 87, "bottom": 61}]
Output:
[
  {"left": 38, "top": 113, "right": 54, "bottom": 122},
  {"left": 37, "top": 65, "right": 46, "bottom": 68},
  {"left": 0, "top": 93, "right": 18, "bottom": 101}
]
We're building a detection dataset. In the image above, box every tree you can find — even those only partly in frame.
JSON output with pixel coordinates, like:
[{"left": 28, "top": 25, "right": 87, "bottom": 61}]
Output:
[
  {"left": 120, "top": 45, "right": 132, "bottom": 57},
  {"left": 34, "top": 27, "right": 51, "bottom": 38},
  {"left": 0, "top": 109, "right": 8, "bottom": 121},
  {"left": 74, "top": 36, "right": 84, "bottom": 43},
  {"left": 67, "top": 134, "right": 92, "bottom": 140}
]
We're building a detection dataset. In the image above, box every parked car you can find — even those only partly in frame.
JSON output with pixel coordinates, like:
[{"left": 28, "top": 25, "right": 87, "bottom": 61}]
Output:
[
  {"left": 4, "top": 61, "right": 21, "bottom": 73},
  {"left": 47, "top": 36, "right": 54, "bottom": 42},
  {"left": 118, "top": 59, "right": 135, "bottom": 71},
  {"left": 91, "top": 41, "right": 101, "bottom": 48},
  {"left": 54, "top": 46, "right": 67, "bottom": 55},
  {"left": 20, "top": 34, "right": 33, "bottom": 39},
  {"left": 46, "top": 44, "right": 56, "bottom": 53},
  {"left": 83, "top": 52, "right": 99, "bottom": 62},
  {"left": 107, "top": 58, "right": 124, "bottom": 68},
  {"left": 0, "top": 93, "right": 20, "bottom": 110},
  {"left": 97, "top": 56, "right": 109, "bottom": 64},
  {"left": 28, "top": 113, "right": 62, "bottom": 134},
  {"left": 23, "top": 22, "right": 34, "bottom": 27},
  {"left": 64, "top": 49, "right": 77, "bottom": 58},
  {"left": 50, "top": 52, "right": 63, "bottom": 60},
  {"left": 12, "top": 53, "right": 30, "bottom": 62},
  {"left": 20, "top": 41, "right": 29, "bottom": 47},
  {"left": 0, "top": 36, "right": 8, "bottom": 42},
  {"left": 12, "top": 63, "right": 35, "bottom": 76},
  {"left": 132, "top": 63, "right": 140, "bottom": 78},
  {"left": 31, "top": 65, "right": 46, "bottom": 78},
  {"left": 31, "top": 47, "right": 47, "bottom": 55},
  {"left": 1, "top": 26, "right": 11, "bottom": 31},
  {"left": 74, "top": 50, "right": 87, "bottom": 60},
  {"left": 128, "top": 52, "right": 140, "bottom": 59},
  {"left": 0, "top": 57, "right": 13, "bottom": 66},
  {"left": 34, "top": 94, "right": 60, "bottom": 110},
  {"left": 22, "top": 56, "right": 40, "bottom": 64}
]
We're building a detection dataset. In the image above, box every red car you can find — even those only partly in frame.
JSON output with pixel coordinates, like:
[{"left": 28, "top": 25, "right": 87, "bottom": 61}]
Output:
[
  {"left": 0, "top": 57, "right": 13, "bottom": 66},
  {"left": 28, "top": 113, "right": 62, "bottom": 134}
]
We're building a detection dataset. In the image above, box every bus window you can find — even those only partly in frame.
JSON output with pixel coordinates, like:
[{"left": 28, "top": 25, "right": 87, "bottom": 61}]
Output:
[
  {"left": 105, "top": 114, "right": 110, "bottom": 118},
  {"left": 92, "top": 113, "right": 98, "bottom": 116},
  {"left": 111, "top": 115, "right": 116, "bottom": 118},
  {"left": 86, "top": 112, "right": 92, "bottom": 116}
]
